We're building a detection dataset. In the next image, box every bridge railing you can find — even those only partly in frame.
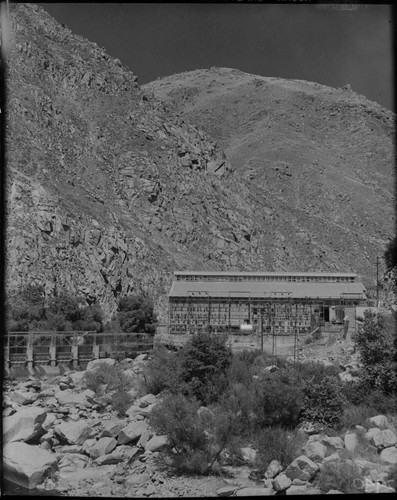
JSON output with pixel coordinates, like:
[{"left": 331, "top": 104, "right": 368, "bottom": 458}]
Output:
[{"left": 5, "top": 330, "right": 154, "bottom": 368}]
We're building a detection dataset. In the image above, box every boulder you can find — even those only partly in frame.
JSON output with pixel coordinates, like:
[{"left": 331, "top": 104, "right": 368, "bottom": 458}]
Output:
[
  {"left": 111, "top": 445, "right": 139, "bottom": 461},
  {"left": 57, "top": 452, "right": 89, "bottom": 472},
  {"left": 100, "top": 419, "right": 127, "bottom": 438},
  {"left": 117, "top": 420, "right": 148, "bottom": 445},
  {"left": 236, "top": 487, "right": 274, "bottom": 496},
  {"left": 54, "top": 389, "right": 90, "bottom": 407},
  {"left": 344, "top": 432, "right": 358, "bottom": 452},
  {"left": 382, "top": 429, "right": 397, "bottom": 448},
  {"left": 137, "top": 429, "right": 153, "bottom": 448},
  {"left": 326, "top": 490, "right": 343, "bottom": 494},
  {"left": 89, "top": 437, "right": 118, "bottom": 459},
  {"left": 144, "top": 435, "right": 170, "bottom": 452},
  {"left": 86, "top": 358, "right": 115, "bottom": 372},
  {"left": 320, "top": 436, "right": 344, "bottom": 454},
  {"left": 3, "top": 407, "right": 47, "bottom": 445},
  {"left": 42, "top": 413, "right": 57, "bottom": 432},
  {"left": 134, "top": 353, "right": 148, "bottom": 362},
  {"left": 302, "top": 441, "right": 327, "bottom": 462},
  {"left": 216, "top": 486, "right": 238, "bottom": 497},
  {"left": 3, "top": 442, "right": 58, "bottom": 489},
  {"left": 94, "top": 453, "right": 124, "bottom": 466},
  {"left": 272, "top": 473, "right": 292, "bottom": 491},
  {"left": 59, "top": 444, "right": 84, "bottom": 454},
  {"left": 54, "top": 420, "right": 93, "bottom": 445},
  {"left": 368, "top": 415, "right": 388, "bottom": 428},
  {"left": 135, "top": 393, "right": 158, "bottom": 408},
  {"left": 10, "top": 390, "right": 39, "bottom": 405},
  {"left": 286, "top": 485, "right": 307, "bottom": 495},
  {"left": 380, "top": 447, "right": 397, "bottom": 465},
  {"left": 285, "top": 455, "right": 319, "bottom": 481},
  {"left": 365, "top": 427, "right": 384, "bottom": 448},
  {"left": 264, "top": 459, "right": 284, "bottom": 479},
  {"left": 68, "top": 371, "right": 87, "bottom": 389}
]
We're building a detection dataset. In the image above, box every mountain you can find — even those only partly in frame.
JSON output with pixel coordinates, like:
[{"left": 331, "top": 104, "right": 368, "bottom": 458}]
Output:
[{"left": 6, "top": 4, "right": 395, "bottom": 323}]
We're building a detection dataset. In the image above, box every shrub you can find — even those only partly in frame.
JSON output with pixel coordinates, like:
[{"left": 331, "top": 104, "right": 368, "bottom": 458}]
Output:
[
  {"left": 178, "top": 332, "right": 233, "bottom": 405},
  {"left": 85, "top": 362, "right": 134, "bottom": 395},
  {"left": 149, "top": 393, "right": 238, "bottom": 474},
  {"left": 116, "top": 294, "right": 156, "bottom": 334},
  {"left": 300, "top": 375, "right": 345, "bottom": 427},
  {"left": 338, "top": 403, "right": 379, "bottom": 431},
  {"left": 255, "top": 426, "right": 307, "bottom": 474},
  {"left": 111, "top": 390, "right": 133, "bottom": 416},
  {"left": 355, "top": 310, "right": 397, "bottom": 395},
  {"left": 314, "top": 460, "right": 364, "bottom": 494},
  {"left": 143, "top": 344, "right": 182, "bottom": 395},
  {"left": 384, "top": 237, "right": 397, "bottom": 269}
]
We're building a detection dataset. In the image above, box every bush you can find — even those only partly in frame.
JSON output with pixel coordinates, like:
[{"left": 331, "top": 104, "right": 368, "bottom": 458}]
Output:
[
  {"left": 111, "top": 390, "right": 133, "bottom": 416},
  {"left": 149, "top": 393, "right": 238, "bottom": 474},
  {"left": 178, "top": 332, "right": 233, "bottom": 405},
  {"left": 143, "top": 344, "right": 182, "bottom": 395},
  {"left": 314, "top": 459, "right": 364, "bottom": 494},
  {"left": 85, "top": 362, "right": 134, "bottom": 395},
  {"left": 254, "top": 426, "right": 307, "bottom": 474},
  {"left": 300, "top": 375, "right": 345, "bottom": 427},
  {"left": 7, "top": 285, "right": 46, "bottom": 331},
  {"left": 116, "top": 294, "right": 156, "bottom": 334},
  {"left": 355, "top": 311, "right": 397, "bottom": 394},
  {"left": 339, "top": 403, "right": 379, "bottom": 431},
  {"left": 384, "top": 237, "right": 397, "bottom": 269}
]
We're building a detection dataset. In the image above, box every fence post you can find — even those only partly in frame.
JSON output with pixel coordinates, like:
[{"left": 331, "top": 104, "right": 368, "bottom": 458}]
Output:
[
  {"left": 92, "top": 332, "right": 99, "bottom": 359},
  {"left": 27, "top": 331, "right": 34, "bottom": 369},
  {"left": 49, "top": 331, "right": 57, "bottom": 367},
  {"left": 72, "top": 332, "right": 79, "bottom": 368},
  {"left": 5, "top": 333, "right": 10, "bottom": 370}
]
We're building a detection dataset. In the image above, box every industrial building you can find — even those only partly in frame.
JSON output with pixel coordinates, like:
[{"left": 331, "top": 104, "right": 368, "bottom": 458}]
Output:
[{"left": 168, "top": 271, "right": 367, "bottom": 335}]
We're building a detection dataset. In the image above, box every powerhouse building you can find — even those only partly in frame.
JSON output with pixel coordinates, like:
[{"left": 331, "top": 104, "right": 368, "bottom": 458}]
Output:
[{"left": 168, "top": 271, "right": 367, "bottom": 335}]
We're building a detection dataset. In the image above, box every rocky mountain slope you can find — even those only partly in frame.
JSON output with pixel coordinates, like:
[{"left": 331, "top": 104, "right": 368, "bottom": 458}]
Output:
[
  {"left": 145, "top": 68, "right": 396, "bottom": 283},
  {"left": 6, "top": 4, "right": 395, "bottom": 323}
]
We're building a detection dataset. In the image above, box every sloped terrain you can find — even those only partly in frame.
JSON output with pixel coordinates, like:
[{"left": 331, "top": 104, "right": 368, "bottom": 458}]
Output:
[
  {"left": 145, "top": 68, "right": 396, "bottom": 285},
  {"left": 6, "top": 4, "right": 395, "bottom": 323}
]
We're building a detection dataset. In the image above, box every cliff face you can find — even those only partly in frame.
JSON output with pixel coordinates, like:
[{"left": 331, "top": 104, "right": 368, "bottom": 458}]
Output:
[{"left": 6, "top": 4, "right": 395, "bottom": 323}]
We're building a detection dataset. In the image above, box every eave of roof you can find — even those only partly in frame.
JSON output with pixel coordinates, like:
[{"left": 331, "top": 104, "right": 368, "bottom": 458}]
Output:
[
  {"left": 169, "top": 281, "right": 366, "bottom": 299},
  {"left": 174, "top": 271, "right": 358, "bottom": 277}
]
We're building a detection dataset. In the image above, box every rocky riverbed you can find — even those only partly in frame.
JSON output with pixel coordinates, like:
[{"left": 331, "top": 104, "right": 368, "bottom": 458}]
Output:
[{"left": 3, "top": 354, "right": 397, "bottom": 496}]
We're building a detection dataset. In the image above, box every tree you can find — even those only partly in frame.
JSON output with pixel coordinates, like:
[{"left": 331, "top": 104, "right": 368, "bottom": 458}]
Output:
[
  {"left": 355, "top": 310, "right": 397, "bottom": 394},
  {"left": 178, "top": 332, "right": 233, "bottom": 405},
  {"left": 7, "top": 285, "right": 46, "bottom": 331},
  {"left": 116, "top": 294, "right": 156, "bottom": 333},
  {"left": 384, "top": 237, "right": 397, "bottom": 269}
]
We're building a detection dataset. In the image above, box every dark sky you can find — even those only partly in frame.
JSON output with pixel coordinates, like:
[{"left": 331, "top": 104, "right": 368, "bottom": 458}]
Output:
[{"left": 40, "top": 2, "right": 394, "bottom": 111}]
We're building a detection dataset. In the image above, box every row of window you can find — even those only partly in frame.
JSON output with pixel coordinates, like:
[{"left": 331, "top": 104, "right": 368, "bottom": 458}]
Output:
[{"left": 175, "top": 274, "right": 356, "bottom": 283}]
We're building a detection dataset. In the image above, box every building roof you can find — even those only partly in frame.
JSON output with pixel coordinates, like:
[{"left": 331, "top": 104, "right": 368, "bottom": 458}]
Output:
[
  {"left": 169, "top": 281, "right": 366, "bottom": 299},
  {"left": 174, "top": 271, "right": 358, "bottom": 278}
]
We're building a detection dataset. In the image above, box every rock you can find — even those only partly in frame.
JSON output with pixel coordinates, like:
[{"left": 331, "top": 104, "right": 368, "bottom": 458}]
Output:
[
  {"left": 134, "top": 353, "right": 148, "bottom": 362},
  {"left": 3, "top": 407, "right": 47, "bottom": 445},
  {"left": 323, "top": 453, "right": 340, "bottom": 464},
  {"left": 60, "top": 445, "right": 84, "bottom": 454},
  {"left": 381, "top": 429, "right": 397, "bottom": 448},
  {"left": 89, "top": 437, "right": 118, "bottom": 459},
  {"left": 236, "top": 487, "right": 274, "bottom": 496},
  {"left": 54, "top": 420, "right": 93, "bottom": 445},
  {"left": 111, "top": 445, "right": 139, "bottom": 461},
  {"left": 117, "top": 420, "right": 148, "bottom": 445},
  {"left": 292, "top": 478, "right": 307, "bottom": 485},
  {"left": 368, "top": 415, "right": 388, "bottom": 428},
  {"left": 3, "top": 442, "right": 58, "bottom": 489},
  {"left": 302, "top": 441, "right": 327, "bottom": 462},
  {"left": 137, "top": 429, "right": 152, "bottom": 448},
  {"left": 82, "top": 438, "right": 97, "bottom": 455},
  {"left": 100, "top": 419, "right": 128, "bottom": 438},
  {"left": 321, "top": 436, "right": 344, "bottom": 454},
  {"left": 83, "top": 388, "right": 96, "bottom": 401},
  {"left": 217, "top": 486, "right": 238, "bottom": 497},
  {"left": 380, "top": 447, "right": 397, "bottom": 465},
  {"left": 124, "top": 473, "right": 151, "bottom": 486},
  {"left": 68, "top": 371, "right": 87, "bottom": 389},
  {"left": 365, "top": 481, "right": 396, "bottom": 493},
  {"left": 265, "top": 365, "right": 279, "bottom": 372},
  {"left": 135, "top": 393, "right": 157, "bottom": 408},
  {"left": 57, "top": 453, "right": 90, "bottom": 472},
  {"left": 365, "top": 427, "right": 384, "bottom": 448},
  {"left": 86, "top": 358, "right": 116, "bottom": 372},
  {"left": 144, "top": 435, "right": 170, "bottom": 452},
  {"left": 285, "top": 455, "right": 319, "bottom": 481},
  {"left": 272, "top": 473, "right": 292, "bottom": 491},
  {"left": 264, "top": 459, "right": 284, "bottom": 479},
  {"left": 54, "top": 389, "right": 90, "bottom": 407},
  {"left": 306, "top": 487, "right": 323, "bottom": 495},
  {"left": 344, "top": 432, "right": 358, "bottom": 452},
  {"left": 10, "top": 390, "right": 39, "bottom": 405},
  {"left": 286, "top": 485, "right": 307, "bottom": 495},
  {"left": 326, "top": 489, "right": 343, "bottom": 494},
  {"left": 94, "top": 453, "right": 124, "bottom": 466},
  {"left": 241, "top": 447, "right": 257, "bottom": 463}
]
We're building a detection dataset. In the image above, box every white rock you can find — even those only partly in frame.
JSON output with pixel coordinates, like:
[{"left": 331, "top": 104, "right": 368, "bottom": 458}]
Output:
[
  {"left": 302, "top": 441, "right": 327, "bottom": 462},
  {"left": 54, "top": 389, "right": 90, "bottom": 407},
  {"left": 89, "top": 437, "right": 117, "bottom": 459},
  {"left": 145, "top": 435, "right": 170, "bottom": 452},
  {"left": 241, "top": 447, "right": 257, "bottom": 463},
  {"left": 236, "top": 487, "right": 274, "bottom": 496},
  {"left": 321, "top": 436, "right": 344, "bottom": 453},
  {"left": 286, "top": 485, "right": 307, "bottom": 495},
  {"left": 3, "top": 407, "right": 47, "bottom": 445},
  {"left": 285, "top": 455, "right": 319, "bottom": 481},
  {"left": 380, "top": 447, "right": 397, "bottom": 465},
  {"left": 368, "top": 415, "right": 388, "bottom": 428},
  {"left": 365, "top": 427, "right": 384, "bottom": 448},
  {"left": 100, "top": 419, "right": 127, "bottom": 438},
  {"left": 382, "top": 429, "right": 397, "bottom": 448},
  {"left": 135, "top": 393, "right": 158, "bottom": 408},
  {"left": 344, "top": 432, "right": 358, "bottom": 452},
  {"left": 10, "top": 390, "right": 38, "bottom": 405},
  {"left": 57, "top": 452, "right": 89, "bottom": 472},
  {"left": 264, "top": 459, "right": 284, "bottom": 479},
  {"left": 117, "top": 420, "right": 148, "bottom": 445},
  {"left": 272, "top": 473, "right": 292, "bottom": 491},
  {"left": 54, "top": 420, "right": 93, "bottom": 445},
  {"left": 86, "top": 358, "right": 115, "bottom": 372},
  {"left": 3, "top": 442, "right": 58, "bottom": 489}
]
